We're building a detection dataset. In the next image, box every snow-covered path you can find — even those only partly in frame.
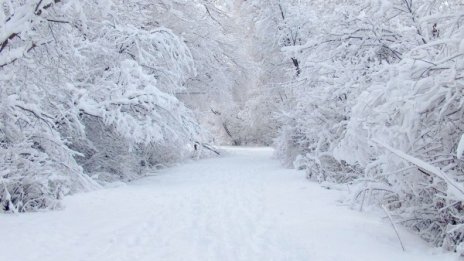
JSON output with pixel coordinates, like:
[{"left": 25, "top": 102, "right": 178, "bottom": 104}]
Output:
[{"left": 0, "top": 147, "right": 454, "bottom": 261}]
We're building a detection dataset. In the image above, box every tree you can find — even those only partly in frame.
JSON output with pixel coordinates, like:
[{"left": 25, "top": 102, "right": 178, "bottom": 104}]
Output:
[{"left": 0, "top": 0, "right": 212, "bottom": 212}]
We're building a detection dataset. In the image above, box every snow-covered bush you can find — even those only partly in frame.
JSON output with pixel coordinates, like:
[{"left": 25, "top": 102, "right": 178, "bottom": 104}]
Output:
[
  {"left": 0, "top": 0, "right": 208, "bottom": 212},
  {"left": 0, "top": 68, "right": 97, "bottom": 212},
  {"left": 263, "top": 0, "right": 464, "bottom": 253},
  {"left": 337, "top": 4, "right": 464, "bottom": 250}
]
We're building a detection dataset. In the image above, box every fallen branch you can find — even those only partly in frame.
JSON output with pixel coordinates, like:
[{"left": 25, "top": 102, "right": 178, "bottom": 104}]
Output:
[{"left": 200, "top": 143, "right": 220, "bottom": 156}]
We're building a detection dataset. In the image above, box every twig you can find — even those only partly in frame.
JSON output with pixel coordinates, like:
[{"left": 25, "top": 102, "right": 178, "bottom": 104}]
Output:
[
  {"left": 382, "top": 205, "right": 406, "bottom": 252},
  {"left": 201, "top": 143, "right": 220, "bottom": 156}
]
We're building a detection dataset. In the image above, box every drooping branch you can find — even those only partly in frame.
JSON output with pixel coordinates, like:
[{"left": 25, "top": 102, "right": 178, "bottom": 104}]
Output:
[{"left": 0, "top": 0, "right": 62, "bottom": 64}]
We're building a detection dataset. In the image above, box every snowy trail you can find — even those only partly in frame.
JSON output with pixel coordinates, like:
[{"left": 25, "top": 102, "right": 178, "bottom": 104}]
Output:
[{"left": 0, "top": 147, "right": 454, "bottom": 261}]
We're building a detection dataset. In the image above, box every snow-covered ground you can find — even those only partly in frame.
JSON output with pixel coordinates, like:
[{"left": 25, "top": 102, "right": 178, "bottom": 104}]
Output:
[{"left": 0, "top": 147, "right": 456, "bottom": 261}]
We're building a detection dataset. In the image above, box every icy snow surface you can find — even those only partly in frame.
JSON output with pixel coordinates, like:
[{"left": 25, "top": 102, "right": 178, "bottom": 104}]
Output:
[{"left": 0, "top": 147, "right": 456, "bottom": 261}]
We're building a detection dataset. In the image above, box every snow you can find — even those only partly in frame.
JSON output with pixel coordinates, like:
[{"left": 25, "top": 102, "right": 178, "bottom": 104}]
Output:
[
  {"left": 457, "top": 133, "right": 464, "bottom": 159},
  {"left": 0, "top": 147, "right": 455, "bottom": 261}
]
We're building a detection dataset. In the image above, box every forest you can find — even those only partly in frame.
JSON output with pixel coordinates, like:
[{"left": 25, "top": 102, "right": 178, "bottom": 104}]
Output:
[{"left": 1, "top": 0, "right": 464, "bottom": 256}]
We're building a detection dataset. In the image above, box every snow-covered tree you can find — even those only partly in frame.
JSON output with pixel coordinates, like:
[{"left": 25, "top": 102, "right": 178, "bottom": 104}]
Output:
[
  {"left": 337, "top": 1, "right": 464, "bottom": 250},
  {"left": 0, "top": 0, "right": 212, "bottom": 212},
  {"left": 266, "top": 0, "right": 464, "bottom": 252}
]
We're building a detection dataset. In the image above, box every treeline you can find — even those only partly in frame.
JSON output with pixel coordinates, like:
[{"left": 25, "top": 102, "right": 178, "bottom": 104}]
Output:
[{"left": 0, "top": 0, "right": 241, "bottom": 212}]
